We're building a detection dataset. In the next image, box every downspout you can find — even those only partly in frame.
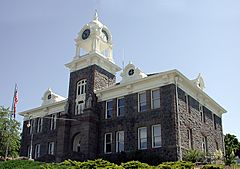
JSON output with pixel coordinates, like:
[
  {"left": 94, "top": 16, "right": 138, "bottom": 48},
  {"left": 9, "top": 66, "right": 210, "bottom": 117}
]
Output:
[{"left": 175, "top": 76, "right": 182, "bottom": 160}]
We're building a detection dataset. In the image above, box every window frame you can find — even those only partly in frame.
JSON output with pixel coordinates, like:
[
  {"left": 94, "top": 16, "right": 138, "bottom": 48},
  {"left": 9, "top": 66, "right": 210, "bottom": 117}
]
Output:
[
  {"left": 104, "top": 133, "right": 112, "bottom": 154},
  {"left": 202, "top": 136, "right": 207, "bottom": 153},
  {"left": 105, "top": 100, "right": 113, "bottom": 119},
  {"left": 151, "top": 89, "right": 160, "bottom": 109},
  {"left": 199, "top": 104, "right": 204, "bottom": 122},
  {"left": 116, "top": 131, "right": 124, "bottom": 153},
  {"left": 187, "top": 128, "right": 193, "bottom": 149},
  {"left": 50, "top": 114, "right": 57, "bottom": 130},
  {"left": 48, "top": 142, "right": 54, "bottom": 155},
  {"left": 138, "top": 127, "right": 147, "bottom": 150},
  {"left": 152, "top": 124, "right": 162, "bottom": 148},
  {"left": 117, "top": 97, "right": 125, "bottom": 117},
  {"left": 185, "top": 93, "right": 189, "bottom": 113},
  {"left": 36, "top": 118, "right": 42, "bottom": 133},
  {"left": 34, "top": 144, "right": 41, "bottom": 159},
  {"left": 75, "top": 100, "right": 85, "bottom": 115},
  {"left": 138, "top": 92, "right": 147, "bottom": 112},
  {"left": 76, "top": 79, "right": 87, "bottom": 96}
]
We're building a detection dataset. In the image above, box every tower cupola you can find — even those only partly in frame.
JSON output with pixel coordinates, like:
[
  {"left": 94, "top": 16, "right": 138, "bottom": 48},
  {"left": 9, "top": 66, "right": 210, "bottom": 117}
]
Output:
[
  {"left": 75, "top": 10, "right": 113, "bottom": 62},
  {"left": 66, "top": 11, "right": 120, "bottom": 75}
]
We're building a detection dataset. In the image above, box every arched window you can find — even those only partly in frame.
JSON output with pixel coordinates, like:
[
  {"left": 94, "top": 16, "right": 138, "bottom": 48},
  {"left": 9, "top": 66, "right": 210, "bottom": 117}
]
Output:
[
  {"left": 76, "top": 79, "right": 87, "bottom": 96},
  {"left": 75, "top": 79, "right": 87, "bottom": 115},
  {"left": 73, "top": 133, "right": 82, "bottom": 152}
]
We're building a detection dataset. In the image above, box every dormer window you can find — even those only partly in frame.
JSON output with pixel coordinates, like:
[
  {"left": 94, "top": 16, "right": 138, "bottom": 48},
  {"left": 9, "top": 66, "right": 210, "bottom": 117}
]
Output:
[{"left": 77, "top": 79, "right": 87, "bottom": 96}]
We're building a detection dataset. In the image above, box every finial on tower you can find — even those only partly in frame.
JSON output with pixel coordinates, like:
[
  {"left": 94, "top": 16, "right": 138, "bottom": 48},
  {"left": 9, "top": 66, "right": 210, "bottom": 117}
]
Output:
[{"left": 94, "top": 9, "right": 99, "bottom": 21}]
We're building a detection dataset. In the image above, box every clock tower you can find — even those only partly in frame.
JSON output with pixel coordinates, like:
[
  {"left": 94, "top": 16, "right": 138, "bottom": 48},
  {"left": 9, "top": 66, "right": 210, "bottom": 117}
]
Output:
[{"left": 56, "top": 11, "right": 121, "bottom": 161}]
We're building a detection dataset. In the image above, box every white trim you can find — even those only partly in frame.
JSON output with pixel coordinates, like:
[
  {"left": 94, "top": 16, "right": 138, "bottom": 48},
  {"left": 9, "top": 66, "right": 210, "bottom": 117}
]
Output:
[
  {"left": 117, "top": 97, "right": 124, "bottom": 117},
  {"left": 104, "top": 133, "right": 112, "bottom": 154},
  {"left": 19, "top": 99, "right": 67, "bottom": 121},
  {"left": 152, "top": 124, "right": 162, "bottom": 148},
  {"left": 151, "top": 88, "right": 160, "bottom": 109},
  {"left": 138, "top": 127, "right": 147, "bottom": 150},
  {"left": 105, "top": 100, "right": 113, "bottom": 119},
  {"left": 96, "top": 69, "right": 226, "bottom": 117}
]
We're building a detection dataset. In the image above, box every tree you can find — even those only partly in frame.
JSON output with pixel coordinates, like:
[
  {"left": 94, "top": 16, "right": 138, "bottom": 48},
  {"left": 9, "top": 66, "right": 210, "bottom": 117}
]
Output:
[
  {"left": 224, "top": 133, "right": 240, "bottom": 165},
  {"left": 0, "top": 106, "right": 21, "bottom": 158}
]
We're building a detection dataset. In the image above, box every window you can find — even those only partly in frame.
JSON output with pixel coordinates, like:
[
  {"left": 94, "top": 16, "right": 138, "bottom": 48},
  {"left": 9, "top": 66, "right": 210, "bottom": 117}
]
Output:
[
  {"left": 104, "top": 133, "right": 112, "bottom": 153},
  {"left": 187, "top": 128, "right": 193, "bottom": 149},
  {"left": 75, "top": 100, "right": 85, "bottom": 115},
  {"left": 215, "top": 141, "right": 219, "bottom": 150},
  {"left": 29, "top": 119, "right": 35, "bottom": 134},
  {"left": 48, "top": 142, "right": 54, "bottom": 155},
  {"left": 34, "top": 144, "right": 41, "bottom": 159},
  {"left": 27, "top": 146, "right": 31, "bottom": 158},
  {"left": 50, "top": 114, "right": 57, "bottom": 130},
  {"left": 77, "top": 79, "right": 87, "bottom": 96},
  {"left": 116, "top": 131, "right": 124, "bottom": 152},
  {"left": 106, "top": 100, "right": 113, "bottom": 119},
  {"left": 213, "top": 114, "right": 217, "bottom": 130},
  {"left": 185, "top": 93, "right": 189, "bottom": 113},
  {"left": 36, "top": 118, "right": 42, "bottom": 133},
  {"left": 152, "top": 124, "right": 161, "bottom": 148},
  {"left": 199, "top": 104, "right": 204, "bottom": 122},
  {"left": 138, "top": 127, "right": 147, "bottom": 150},
  {"left": 139, "top": 92, "right": 147, "bottom": 112},
  {"left": 151, "top": 89, "right": 160, "bottom": 109},
  {"left": 202, "top": 136, "right": 207, "bottom": 153},
  {"left": 117, "top": 97, "right": 125, "bottom": 117}
]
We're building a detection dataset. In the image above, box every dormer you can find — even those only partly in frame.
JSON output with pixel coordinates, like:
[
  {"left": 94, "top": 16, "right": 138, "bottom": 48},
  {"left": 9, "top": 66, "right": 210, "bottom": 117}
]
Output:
[
  {"left": 120, "top": 63, "right": 147, "bottom": 84},
  {"left": 191, "top": 73, "right": 205, "bottom": 90},
  {"left": 41, "top": 88, "right": 66, "bottom": 106}
]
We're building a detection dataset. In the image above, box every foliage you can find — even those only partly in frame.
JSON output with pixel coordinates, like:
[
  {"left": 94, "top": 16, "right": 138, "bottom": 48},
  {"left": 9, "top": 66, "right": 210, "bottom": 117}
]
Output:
[
  {"left": 183, "top": 149, "right": 205, "bottom": 163},
  {"left": 157, "top": 161, "right": 194, "bottom": 169},
  {"left": 224, "top": 133, "right": 240, "bottom": 165},
  {"left": 0, "top": 106, "right": 21, "bottom": 158},
  {"left": 201, "top": 164, "right": 224, "bottom": 169},
  {"left": 0, "top": 160, "right": 43, "bottom": 169},
  {"left": 121, "top": 160, "right": 152, "bottom": 169},
  {"left": 60, "top": 159, "right": 123, "bottom": 169},
  {"left": 213, "top": 150, "right": 223, "bottom": 160}
]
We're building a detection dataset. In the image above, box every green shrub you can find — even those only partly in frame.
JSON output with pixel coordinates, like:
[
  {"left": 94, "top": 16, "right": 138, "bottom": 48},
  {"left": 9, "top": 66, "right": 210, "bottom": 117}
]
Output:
[
  {"left": 183, "top": 149, "right": 205, "bottom": 163},
  {"left": 201, "top": 164, "right": 224, "bottom": 169},
  {"left": 60, "top": 159, "right": 122, "bottom": 169},
  {"left": 0, "top": 160, "right": 43, "bottom": 169},
  {"left": 121, "top": 160, "right": 152, "bottom": 169},
  {"left": 158, "top": 161, "right": 194, "bottom": 169}
]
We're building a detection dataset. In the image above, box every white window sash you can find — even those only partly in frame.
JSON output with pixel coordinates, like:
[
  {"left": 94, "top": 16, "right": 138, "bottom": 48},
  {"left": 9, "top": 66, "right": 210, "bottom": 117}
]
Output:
[
  {"left": 152, "top": 124, "right": 161, "bottom": 148},
  {"left": 105, "top": 100, "right": 113, "bottom": 119},
  {"left": 104, "top": 133, "right": 112, "bottom": 154},
  {"left": 138, "top": 127, "right": 147, "bottom": 150},
  {"left": 151, "top": 89, "right": 160, "bottom": 109},
  {"left": 117, "top": 98, "right": 124, "bottom": 117},
  {"left": 116, "top": 131, "right": 124, "bottom": 152},
  {"left": 138, "top": 92, "right": 147, "bottom": 112}
]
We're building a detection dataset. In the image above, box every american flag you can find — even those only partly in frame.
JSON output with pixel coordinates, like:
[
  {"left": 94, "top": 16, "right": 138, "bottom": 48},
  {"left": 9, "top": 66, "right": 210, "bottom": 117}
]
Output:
[{"left": 12, "top": 84, "right": 18, "bottom": 119}]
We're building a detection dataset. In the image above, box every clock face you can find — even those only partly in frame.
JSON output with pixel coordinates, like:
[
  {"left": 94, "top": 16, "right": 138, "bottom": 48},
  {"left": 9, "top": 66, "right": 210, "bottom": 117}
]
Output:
[
  {"left": 82, "top": 29, "right": 90, "bottom": 40},
  {"left": 128, "top": 69, "right": 134, "bottom": 76}
]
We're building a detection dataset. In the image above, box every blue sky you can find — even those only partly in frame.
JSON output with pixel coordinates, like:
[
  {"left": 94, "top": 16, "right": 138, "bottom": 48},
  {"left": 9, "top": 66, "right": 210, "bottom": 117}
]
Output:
[{"left": 0, "top": 0, "right": 239, "bottom": 139}]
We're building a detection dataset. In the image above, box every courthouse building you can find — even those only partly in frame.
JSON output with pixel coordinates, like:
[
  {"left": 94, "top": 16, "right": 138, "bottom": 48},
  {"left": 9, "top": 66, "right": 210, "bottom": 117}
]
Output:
[{"left": 19, "top": 12, "right": 226, "bottom": 162}]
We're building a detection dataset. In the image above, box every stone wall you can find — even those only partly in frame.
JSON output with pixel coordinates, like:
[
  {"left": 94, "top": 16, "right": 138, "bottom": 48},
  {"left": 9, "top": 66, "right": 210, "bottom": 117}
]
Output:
[
  {"left": 20, "top": 114, "right": 59, "bottom": 159},
  {"left": 97, "top": 84, "right": 178, "bottom": 162},
  {"left": 177, "top": 87, "right": 224, "bottom": 156}
]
